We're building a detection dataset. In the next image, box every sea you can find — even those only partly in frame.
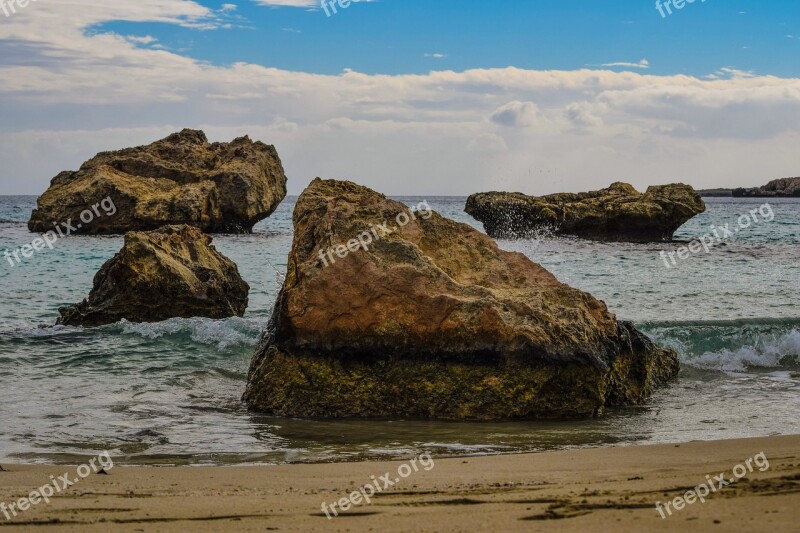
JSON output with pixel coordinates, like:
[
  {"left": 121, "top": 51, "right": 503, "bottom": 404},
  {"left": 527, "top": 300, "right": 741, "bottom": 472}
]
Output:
[{"left": 1, "top": 196, "right": 798, "bottom": 465}]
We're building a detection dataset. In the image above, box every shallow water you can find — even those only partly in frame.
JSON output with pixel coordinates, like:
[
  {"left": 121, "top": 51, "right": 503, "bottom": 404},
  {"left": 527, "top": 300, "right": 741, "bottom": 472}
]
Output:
[{"left": 1, "top": 196, "right": 798, "bottom": 465}]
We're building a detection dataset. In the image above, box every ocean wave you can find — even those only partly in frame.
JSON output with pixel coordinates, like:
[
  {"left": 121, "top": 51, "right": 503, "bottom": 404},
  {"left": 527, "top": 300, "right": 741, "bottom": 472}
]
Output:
[
  {"left": 3, "top": 324, "right": 86, "bottom": 338},
  {"left": 115, "top": 316, "right": 264, "bottom": 350},
  {"left": 688, "top": 332, "right": 800, "bottom": 372},
  {"left": 640, "top": 318, "right": 800, "bottom": 372}
]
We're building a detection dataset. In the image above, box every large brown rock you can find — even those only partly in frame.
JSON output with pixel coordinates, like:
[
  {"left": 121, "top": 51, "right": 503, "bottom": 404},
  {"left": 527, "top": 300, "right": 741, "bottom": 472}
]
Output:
[
  {"left": 29, "top": 129, "right": 287, "bottom": 234},
  {"left": 57, "top": 225, "right": 249, "bottom": 327},
  {"left": 465, "top": 182, "right": 706, "bottom": 242},
  {"left": 243, "top": 179, "right": 678, "bottom": 420},
  {"left": 733, "top": 177, "right": 800, "bottom": 197}
]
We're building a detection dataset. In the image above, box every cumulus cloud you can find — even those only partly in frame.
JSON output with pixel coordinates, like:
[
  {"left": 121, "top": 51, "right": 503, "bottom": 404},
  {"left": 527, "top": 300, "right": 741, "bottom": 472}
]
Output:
[
  {"left": 0, "top": 2, "right": 799, "bottom": 197},
  {"left": 491, "top": 101, "right": 543, "bottom": 127},
  {"left": 564, "top": 102, "right": 605, "bottom": 128}
]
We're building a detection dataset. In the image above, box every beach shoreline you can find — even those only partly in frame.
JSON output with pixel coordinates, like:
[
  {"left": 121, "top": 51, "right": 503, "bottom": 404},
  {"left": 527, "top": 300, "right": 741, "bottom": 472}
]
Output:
[{"left": 1, "top": 435, "right": 798, "bottom": 531}]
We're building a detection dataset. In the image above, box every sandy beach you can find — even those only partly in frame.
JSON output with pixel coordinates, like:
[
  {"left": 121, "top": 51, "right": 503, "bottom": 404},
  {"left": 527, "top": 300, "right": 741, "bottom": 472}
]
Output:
[{"left": 1, "top": 435, "right": 798, "bottom": 532}]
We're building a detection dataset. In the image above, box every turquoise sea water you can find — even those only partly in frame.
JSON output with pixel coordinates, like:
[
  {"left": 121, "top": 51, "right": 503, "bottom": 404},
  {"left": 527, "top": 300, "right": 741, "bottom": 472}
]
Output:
[{"left": 0, "top": 196, "right": 798, "bottom": 465}]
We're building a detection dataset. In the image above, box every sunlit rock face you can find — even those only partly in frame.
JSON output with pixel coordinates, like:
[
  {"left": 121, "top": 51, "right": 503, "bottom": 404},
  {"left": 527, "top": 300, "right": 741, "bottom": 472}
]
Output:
[{"left": 244, "top": 178, "right": 679, "bottom": 420}]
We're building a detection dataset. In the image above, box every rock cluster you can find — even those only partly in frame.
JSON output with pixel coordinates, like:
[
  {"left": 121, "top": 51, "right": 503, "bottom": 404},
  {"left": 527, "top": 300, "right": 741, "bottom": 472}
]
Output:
[
  {"left": 29, "top": 129, "right": 287, "bottom": 234},
  {"left": 243, "top": 179, "right": 679, "bottom": 420},
  {"left": 465, "top": 182, "right": 705, "bottom": 242}
]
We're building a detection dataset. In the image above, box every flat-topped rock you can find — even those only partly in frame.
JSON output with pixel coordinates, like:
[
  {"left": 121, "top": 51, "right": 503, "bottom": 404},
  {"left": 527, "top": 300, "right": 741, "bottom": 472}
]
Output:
[
  {"left": 58, "top": 225, "right": 249, "bottom": 327},
  {"left": 243, "top": 178, "right": 679, "bottom": 420},
  {"left": 465, "top": 182, "right": 705, "bottom": 242},
  {"left": 29, "top": 129, "right": 287, "bottom": 234}
]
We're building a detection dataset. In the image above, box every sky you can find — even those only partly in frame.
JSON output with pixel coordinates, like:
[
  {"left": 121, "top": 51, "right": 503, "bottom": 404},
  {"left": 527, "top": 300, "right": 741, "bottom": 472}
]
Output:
[{"left": 0, "top": 0, "right": 799, "bottom": 195}]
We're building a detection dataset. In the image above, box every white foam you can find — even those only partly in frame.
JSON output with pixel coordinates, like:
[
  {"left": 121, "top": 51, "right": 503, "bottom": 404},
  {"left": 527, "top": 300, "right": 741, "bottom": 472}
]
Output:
[
  {"left": 118, "top": 316, "right": 263, "bottom": 350},
  {"left": 686, "top": 329, "right": 800, "bottom": 373}
]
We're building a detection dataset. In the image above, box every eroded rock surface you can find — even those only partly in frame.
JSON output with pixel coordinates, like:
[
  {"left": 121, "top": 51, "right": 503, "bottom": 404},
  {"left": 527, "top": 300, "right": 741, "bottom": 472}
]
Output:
[
  {"left": 58, "top": 225, "right": 249, "bottom": 327},
  {"left": 465, "top": 182, "right": 705, "bottom": 242},
  {"left": 244, "top": 179, "right": 678, "bottom": 420},
  {"left": 29, "top": 129, "right": 287, "bottom": 234}
]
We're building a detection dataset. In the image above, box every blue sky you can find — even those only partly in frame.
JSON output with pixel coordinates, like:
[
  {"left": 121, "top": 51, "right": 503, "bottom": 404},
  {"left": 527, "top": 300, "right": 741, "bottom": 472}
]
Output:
[
  {"left": 0, "top": 0, "right": 799, "bottom": 196},
  {"left": 98, "top": 0, "right": 800, "bottom": 77}
]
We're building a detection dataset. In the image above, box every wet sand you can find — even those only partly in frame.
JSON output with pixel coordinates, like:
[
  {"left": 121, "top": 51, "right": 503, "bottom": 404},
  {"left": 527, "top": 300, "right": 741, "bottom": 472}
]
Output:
[{"left": 1, "top": 435, "right": 798, "bottom": 531}]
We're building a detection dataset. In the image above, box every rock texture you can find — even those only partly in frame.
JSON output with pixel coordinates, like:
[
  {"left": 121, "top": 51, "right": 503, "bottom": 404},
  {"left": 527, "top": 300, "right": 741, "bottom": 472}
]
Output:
[
  {"left": 29, "top": 129, "right": 287, "bottom": 234},
  {"left": 58, "top": 225, "right": 249, "bottom": 327},
  {"left": 244, "top": 178, "right": 679, "bottom": 420},
  {"left": 465, "top": 182, "right": 706, "bottom": 242},
  {"left": 733, "top": 178, "right": 800, "bottom": 198}
]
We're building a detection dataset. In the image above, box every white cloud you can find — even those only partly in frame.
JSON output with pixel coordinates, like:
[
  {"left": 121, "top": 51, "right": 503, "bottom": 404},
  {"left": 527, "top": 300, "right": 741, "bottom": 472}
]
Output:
[
  {"left": 491, "top": 101, "right": 543, "bottom": 127},
  {"left": 0, "top": 2, "right": 799, "bottom": 197},
  {"left": 706, "top": 67, "right": 757, "bottom": 80},
  {"left": 126, "top": 35, "right": 159, "bottom": 45},
  {"left": 591, "top": 58, "right": 650, "bottom": 69},
  {"left": 564, "top": 102, "right": 605, "bottom": 128}
]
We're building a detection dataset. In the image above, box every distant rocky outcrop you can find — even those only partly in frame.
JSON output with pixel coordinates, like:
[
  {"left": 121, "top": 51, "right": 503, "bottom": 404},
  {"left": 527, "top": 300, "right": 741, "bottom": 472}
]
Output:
[
  {"left": 58, "top": 225, "right": 249, "bottom": 327},
  {"left": 465, "top": 182, "right": 705, "bottom": 242},
  {"left": 697, "top": 188, "right": 733, "bottom": 198},
  {"left": 733, "top": 178, "right": 800, "bottom": 198},
  {"left": 29, "top": 129, "right": 287, "bottom": 234},
  {"left": 243, "top": 178, "right": 679, "bottom": 420}
]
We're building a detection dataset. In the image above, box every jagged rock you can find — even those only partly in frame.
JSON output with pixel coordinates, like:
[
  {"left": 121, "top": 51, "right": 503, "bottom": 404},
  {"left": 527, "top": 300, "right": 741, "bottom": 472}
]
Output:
[
  {"left": 29, "top": 129, "right": 287, "bottom": 234},
  {"left": 243, "top": 179, "right": 678, "bottom": 420},
  {"left": 465, "top": 182, "right": 706, "bottom": 242},
  {"left": 57, "top": 225, "right": 249, "bottom": 327},
  {"left": 733, "top": 178, "right": 800, "bottom": 197}
]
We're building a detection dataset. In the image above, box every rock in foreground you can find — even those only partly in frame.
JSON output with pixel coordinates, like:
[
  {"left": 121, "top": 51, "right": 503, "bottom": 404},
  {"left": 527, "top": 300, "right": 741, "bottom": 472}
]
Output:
[
  {"left": 58, "top": 225, "right": 249, "bottom": 327},
  {"left": 29, "top": 129, "right": 287, "bottom": 234},
  {"left": 244, "top": 179, "right": 678, "bottom": 420},
  {"left": 465, "top": 182, "right": 705, "bottom": 242},
  {"left": 733, "top": 177, "right": 800, "bottom": 198}
]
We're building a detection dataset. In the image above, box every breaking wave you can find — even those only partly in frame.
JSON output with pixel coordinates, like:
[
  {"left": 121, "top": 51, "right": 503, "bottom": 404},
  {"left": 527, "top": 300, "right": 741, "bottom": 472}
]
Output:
[
  {"left": 114, "top": 316, "right": 264, "bottom": 350},
  {"left": 640, "top": 318, "right": 800, "bottom": 372}
]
